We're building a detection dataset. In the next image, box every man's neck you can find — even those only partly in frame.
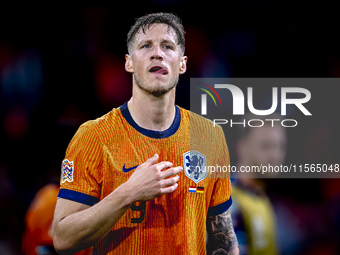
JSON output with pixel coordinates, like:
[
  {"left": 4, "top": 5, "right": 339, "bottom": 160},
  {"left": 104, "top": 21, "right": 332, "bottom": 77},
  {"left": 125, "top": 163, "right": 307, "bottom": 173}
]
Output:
[{"left": 127, "top": 87, "right": 176, "bottom": 132}]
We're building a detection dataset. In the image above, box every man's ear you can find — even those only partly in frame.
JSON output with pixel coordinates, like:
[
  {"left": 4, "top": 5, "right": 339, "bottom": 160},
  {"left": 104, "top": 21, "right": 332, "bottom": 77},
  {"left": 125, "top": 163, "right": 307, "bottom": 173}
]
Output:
[
  {"left": 179, "top": 56, "right": 187, "bottom": 74},
  {"left": 125, "top": 54, "right": 134, "bottom": 73}
]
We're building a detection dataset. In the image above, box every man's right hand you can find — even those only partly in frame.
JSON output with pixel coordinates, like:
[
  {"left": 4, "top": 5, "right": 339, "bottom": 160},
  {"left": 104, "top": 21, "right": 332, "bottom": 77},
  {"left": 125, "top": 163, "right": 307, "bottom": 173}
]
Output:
[{"left": 123, "top": 154, "right": 183, "bottom": 203}]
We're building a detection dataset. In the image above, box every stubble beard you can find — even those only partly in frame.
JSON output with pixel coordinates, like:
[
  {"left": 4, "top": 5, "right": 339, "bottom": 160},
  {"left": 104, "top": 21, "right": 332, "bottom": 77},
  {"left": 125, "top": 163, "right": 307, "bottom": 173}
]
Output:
[{"left": 133, "top": 73, "right": 179, "bottom": 97}]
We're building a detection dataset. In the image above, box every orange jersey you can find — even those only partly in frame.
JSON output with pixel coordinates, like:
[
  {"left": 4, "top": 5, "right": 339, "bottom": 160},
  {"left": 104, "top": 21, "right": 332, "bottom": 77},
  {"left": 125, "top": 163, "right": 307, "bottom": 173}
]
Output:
[{"left": 58, "top": 102, "right": 232, "bottom": 255}]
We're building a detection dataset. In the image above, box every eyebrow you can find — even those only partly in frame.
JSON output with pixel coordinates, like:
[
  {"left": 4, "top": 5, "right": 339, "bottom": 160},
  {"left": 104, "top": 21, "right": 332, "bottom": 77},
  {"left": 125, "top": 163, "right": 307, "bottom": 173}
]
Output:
[{"left": 137, "top": 39, "right": 177, "bottom": 47}]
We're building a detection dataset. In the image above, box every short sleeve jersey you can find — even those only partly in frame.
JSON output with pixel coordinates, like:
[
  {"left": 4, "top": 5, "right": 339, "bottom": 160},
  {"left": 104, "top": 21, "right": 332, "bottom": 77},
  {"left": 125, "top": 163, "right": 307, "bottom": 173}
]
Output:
[{"left": 58, "top": 102, "right": 232, "bottom": 255}]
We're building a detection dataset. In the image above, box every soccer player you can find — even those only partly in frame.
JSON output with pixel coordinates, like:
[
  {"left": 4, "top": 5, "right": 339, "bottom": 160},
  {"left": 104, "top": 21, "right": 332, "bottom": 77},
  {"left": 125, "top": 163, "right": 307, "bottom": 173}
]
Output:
[
  {"left": 52, "top": 12, "right": 239, "bottom": 255},
  {"left": 231, "top": 114, "right": 287, "bottom": 255}
]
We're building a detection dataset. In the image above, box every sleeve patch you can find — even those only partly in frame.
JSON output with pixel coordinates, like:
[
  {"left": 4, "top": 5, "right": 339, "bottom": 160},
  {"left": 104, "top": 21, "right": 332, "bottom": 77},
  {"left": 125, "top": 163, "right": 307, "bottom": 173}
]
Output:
[
  {"left": 58, "top": 189, "right": 99, "bottom": 206},
  {"left": 208, "top": 196, "right": 233, "bottom": 216},
  {"left": 61, "top": 159, "right": 74, "bottom": 183}
]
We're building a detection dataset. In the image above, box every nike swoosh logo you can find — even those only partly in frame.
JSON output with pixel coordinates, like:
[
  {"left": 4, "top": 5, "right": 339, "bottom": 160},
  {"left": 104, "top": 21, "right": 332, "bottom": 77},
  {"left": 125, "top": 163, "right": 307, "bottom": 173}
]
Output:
[{"left": 122, "top": 164, "right": 139, "bottom": 172}]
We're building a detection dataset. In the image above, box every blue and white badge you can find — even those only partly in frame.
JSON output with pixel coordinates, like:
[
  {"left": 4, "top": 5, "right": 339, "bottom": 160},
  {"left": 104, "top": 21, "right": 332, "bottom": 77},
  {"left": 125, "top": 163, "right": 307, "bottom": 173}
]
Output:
[{"left": 183, "top": 150, "right": 207, "bottom": 184}]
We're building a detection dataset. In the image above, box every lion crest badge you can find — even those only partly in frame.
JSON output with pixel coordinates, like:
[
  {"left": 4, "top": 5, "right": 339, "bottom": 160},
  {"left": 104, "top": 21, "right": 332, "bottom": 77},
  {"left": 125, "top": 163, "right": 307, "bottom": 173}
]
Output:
[{"left": 183, "top": 150, "right": 207, "bottom": 184}]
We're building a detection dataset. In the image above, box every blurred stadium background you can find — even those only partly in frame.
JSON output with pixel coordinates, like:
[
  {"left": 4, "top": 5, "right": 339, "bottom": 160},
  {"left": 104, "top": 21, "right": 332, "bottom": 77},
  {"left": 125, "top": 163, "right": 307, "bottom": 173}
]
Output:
[{"left": 0, "top": 1, "right": 339, "bottom": 254}]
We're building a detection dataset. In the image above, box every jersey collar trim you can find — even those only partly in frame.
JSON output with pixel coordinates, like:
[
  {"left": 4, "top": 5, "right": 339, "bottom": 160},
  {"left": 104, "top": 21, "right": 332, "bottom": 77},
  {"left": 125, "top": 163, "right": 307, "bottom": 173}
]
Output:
[{"left": 120, "top": 101, "right": 181, "bottom": 139}]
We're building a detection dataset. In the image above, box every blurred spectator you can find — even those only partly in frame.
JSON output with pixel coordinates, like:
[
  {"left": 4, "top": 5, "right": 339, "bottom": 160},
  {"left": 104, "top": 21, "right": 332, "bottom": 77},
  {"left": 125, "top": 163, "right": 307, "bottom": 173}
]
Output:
[
  {"left": 22, "top": 184, "right": 92, "bottom": 255},
  {"left": 231, "top": 113, "right": 287, "bottom": 255}
]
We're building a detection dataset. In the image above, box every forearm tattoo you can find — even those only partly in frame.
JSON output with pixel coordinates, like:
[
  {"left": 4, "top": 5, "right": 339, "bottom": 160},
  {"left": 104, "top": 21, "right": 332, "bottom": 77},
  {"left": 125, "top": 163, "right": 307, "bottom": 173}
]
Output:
[{"left": 207, "top": 208, "right": 239, "bottom": 255}]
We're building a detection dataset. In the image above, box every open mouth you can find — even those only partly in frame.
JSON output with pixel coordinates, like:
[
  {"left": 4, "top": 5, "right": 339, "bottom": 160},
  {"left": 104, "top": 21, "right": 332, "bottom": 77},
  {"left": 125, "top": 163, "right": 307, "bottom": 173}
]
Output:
[{"left": 149, "top": 66, "right": 168, "bottom": 75}]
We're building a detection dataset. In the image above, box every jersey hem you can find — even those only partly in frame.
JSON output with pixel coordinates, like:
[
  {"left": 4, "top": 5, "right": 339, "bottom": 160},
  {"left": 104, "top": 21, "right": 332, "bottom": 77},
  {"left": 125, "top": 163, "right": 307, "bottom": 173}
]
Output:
[
  {"left": 57, "top": 188, "right": 99, "bottom": 206},
  {"left": 207, "top": 196, "right": 232, "bottom": 216}
]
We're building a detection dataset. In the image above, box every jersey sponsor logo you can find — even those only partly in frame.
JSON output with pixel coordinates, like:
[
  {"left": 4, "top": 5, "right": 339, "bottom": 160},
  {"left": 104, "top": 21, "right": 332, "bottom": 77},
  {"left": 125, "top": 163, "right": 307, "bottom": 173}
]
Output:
[
  {"left": 61, "top": 159, "right": 74, "bottom": 183},
  {"left": 183, "top": 150, "right": 207, "bottom": 184},
  {"left": 122, "top": 164, "right": 139, "bottom": 172}
]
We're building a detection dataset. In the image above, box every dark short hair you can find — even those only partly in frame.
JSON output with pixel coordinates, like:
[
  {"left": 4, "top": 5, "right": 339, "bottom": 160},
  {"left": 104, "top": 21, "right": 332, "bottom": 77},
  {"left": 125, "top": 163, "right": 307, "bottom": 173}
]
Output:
[{"left": 127, "top": 12, "right": 185, "bottom": 55}]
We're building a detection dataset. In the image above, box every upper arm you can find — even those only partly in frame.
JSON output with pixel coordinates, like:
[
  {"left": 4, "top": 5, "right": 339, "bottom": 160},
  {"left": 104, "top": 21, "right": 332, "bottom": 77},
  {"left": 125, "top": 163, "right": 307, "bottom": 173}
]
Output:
[
  {"left": 52, "top": 124, "right": 104, "bottom": 253},
  {"left": 207, "top": 207, "right": 239, "bottom": 255},
  {"left": 53, "top": 125, "right": 102, "bottom": 233},
  {"left": 53, "top": 198, "right": 91, "bottom": 225},
  {"left": 52, "top": 198, "right": 92, "bottom": 254},
  {"left": 54, "top": 124, "right": 103, "bottom": 229}
]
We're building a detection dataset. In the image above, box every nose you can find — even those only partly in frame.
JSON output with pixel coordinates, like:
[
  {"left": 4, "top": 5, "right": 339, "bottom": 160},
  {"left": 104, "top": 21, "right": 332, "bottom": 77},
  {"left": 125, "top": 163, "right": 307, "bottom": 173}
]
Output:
[
  {"left": 151, "top": 55, "right": 163, "bottom": 61},
  {"left": 150, "top": 46, "right": 163, "bottom": 61}
]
